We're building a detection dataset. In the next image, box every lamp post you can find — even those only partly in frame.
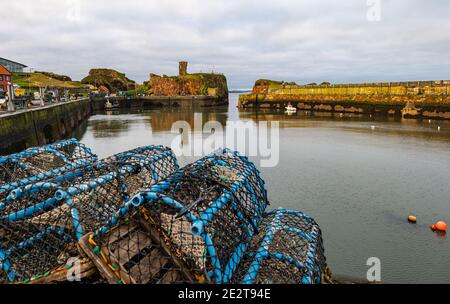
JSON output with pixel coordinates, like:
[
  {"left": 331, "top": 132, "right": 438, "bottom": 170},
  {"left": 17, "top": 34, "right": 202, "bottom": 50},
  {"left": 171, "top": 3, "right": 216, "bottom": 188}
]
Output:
[{"left": 28, "top": 67, "right": 33, "bottom": 107}]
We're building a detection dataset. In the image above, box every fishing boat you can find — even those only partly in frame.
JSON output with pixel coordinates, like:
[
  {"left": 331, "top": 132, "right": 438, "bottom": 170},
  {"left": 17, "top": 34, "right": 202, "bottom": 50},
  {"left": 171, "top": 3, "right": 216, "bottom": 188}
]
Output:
[
  {"left": 105, "top": 99, "right": 119, "bottom": 110},
  {"left": 285, "top": 103, "right": 297, "bottom": 113}
]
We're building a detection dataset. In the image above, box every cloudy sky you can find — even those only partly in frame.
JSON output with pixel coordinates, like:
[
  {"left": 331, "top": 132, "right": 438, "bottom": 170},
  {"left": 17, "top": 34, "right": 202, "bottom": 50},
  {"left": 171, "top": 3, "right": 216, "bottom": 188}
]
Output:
[{"left": 1, "top": 0, "right": 450, "bottom": 88}]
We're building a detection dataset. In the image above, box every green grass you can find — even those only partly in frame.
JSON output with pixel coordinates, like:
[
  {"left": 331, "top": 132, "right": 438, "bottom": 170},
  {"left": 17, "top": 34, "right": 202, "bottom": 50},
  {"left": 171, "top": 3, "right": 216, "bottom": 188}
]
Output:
[{"left": 12, "top": 72, "right": 86, "bottom": 89}]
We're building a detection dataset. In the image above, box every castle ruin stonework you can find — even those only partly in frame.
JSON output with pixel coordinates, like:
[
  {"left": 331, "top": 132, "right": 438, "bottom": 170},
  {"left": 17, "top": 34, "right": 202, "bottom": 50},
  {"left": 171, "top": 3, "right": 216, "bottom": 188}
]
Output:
[{"left": 179, "top": 61, "right": 188, "bottom": 76}]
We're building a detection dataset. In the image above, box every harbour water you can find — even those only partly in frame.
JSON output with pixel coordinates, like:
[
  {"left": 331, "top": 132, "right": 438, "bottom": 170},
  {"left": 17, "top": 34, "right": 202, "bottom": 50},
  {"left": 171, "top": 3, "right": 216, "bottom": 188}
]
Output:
[{"left": 80, "top": 93, "right": 450, "bottom": 283}]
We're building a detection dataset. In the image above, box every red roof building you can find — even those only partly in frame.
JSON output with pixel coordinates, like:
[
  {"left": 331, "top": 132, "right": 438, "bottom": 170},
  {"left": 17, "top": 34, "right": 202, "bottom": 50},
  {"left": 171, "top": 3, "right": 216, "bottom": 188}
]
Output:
[{"left": 0, "top": 64, "right": 13, "bottom": 92}]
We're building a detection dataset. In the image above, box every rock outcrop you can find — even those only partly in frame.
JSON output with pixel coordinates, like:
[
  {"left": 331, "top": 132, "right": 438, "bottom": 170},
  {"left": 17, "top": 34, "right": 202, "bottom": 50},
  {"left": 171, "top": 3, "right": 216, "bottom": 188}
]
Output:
[
  {"left": 81, "top": 69, "right": 136, "bottom": 93},
  {"left": 251, "top": 79, "right": 298, "bottom": 94},
  {"left": 252, "top": 79, "right": 283, "bottom": 94},
  {"left": 147, "top": 62, "right": 228, "bottom": 103}
]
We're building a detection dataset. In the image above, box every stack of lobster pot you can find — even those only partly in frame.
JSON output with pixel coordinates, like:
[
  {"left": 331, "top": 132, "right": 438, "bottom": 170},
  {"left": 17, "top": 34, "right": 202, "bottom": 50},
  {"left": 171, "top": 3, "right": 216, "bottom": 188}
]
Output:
[
  {"left": 79, "top": 149, "right": 328, "bottom": 284},
  {"left": 1, "top": 141, "right": 328, "bottom": 284},
  {"left": 0, "top": 141, "right": 179, "bottom": 284}
]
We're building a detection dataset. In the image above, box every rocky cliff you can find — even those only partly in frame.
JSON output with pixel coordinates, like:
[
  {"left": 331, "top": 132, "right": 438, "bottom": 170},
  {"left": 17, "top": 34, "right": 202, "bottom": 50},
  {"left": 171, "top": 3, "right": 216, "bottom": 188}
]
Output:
[{"left": 81, "top": 69, "right": 136, "bottom": 93}]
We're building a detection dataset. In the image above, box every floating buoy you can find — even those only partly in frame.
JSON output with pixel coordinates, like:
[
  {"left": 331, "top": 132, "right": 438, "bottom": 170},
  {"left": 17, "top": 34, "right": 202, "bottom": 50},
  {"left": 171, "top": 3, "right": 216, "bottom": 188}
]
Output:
[
  {"left": 435, "top": 221, "right": 447, "bottom": 232},
  {"left": 430, "top": 224, "right": 437, "bottom": 231},
  {"left": 437, "top": 126, "right": 441, "bottom": 131},
  {"left": 371, "top": 125, "right": 376, "bottom": 130},
  {"left": 407, "top": 215, "right": 417, "bottom": 223}
]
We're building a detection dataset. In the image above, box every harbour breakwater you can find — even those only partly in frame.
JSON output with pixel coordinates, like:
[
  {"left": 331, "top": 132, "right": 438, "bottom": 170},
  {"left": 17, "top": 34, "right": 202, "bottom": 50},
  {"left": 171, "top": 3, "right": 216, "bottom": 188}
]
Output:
[{"left": 239, "top": 80, "right": 450, "bottom": 119}]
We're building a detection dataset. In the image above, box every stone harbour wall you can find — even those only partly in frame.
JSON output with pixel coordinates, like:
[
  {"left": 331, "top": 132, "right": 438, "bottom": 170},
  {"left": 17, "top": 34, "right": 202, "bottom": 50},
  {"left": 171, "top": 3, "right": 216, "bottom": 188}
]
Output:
[
  {"left": 0, "top": 99, "right": 91, "bottom": 154},
  {"left": 239, "top": 80, "right": 450, "bottom": 119}
]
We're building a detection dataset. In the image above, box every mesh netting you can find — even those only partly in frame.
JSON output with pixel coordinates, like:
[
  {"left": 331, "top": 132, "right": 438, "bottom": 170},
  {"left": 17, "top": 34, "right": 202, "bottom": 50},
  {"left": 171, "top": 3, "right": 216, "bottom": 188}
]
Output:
[
  {"left": 0, "top": 139, "right": 97, "bottom": 203},
  {"left": 79, "top": 149, "right": 268, "bottom": 284},
  {"left": 231, "top": 209, "right": 327, "bottom": 284},
  {"left": 0, "top": 146, "right": 178, "bottom": 283}
]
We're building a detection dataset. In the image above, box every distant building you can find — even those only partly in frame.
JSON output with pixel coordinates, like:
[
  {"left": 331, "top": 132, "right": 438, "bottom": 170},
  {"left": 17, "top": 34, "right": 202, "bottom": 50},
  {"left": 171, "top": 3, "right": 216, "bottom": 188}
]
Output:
[
  {"left": 0, "top": 57, "right": 27, "bottom": 73},
  {"left": 0, "top": 64, "right": 13, "bottom": 92}
]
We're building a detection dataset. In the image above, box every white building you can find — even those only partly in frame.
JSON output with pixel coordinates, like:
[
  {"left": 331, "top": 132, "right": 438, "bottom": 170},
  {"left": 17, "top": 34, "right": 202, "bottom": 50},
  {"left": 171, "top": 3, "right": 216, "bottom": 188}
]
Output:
[{"left": 0, "top": 57, "right": 27, "bottom": 73}]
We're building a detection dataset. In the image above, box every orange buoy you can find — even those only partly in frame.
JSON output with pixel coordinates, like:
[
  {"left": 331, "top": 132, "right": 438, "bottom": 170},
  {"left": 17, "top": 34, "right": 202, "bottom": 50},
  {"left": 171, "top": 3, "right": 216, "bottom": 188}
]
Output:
[
  {"left": 430, "top": 224, "right": 437, "bottom": 231},
  {"left": 435, "top": 221, "right": 447, "bottom": 232},
  {"left": 407, "top": 215, "right": 417, "bottom": 223}
]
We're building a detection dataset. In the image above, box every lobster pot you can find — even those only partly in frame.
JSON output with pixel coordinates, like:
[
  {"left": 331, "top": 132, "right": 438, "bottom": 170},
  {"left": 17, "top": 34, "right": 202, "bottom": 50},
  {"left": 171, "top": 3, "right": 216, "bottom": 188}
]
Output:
[
  {"left": 0, "top": 162, "right": 119, "bottom": 221},
  {"left": 0, "top": 221, "right": 74, "bottom": 283},
  {"left": 112, "top": 145, "right": 179, "bottom": 195},
  {"left": 0, "top": 139, "right": 97, "bottom": 202},
  {"left": 78, "top": 205, "right": 197, "bottom": 284},
  {"left": 0, "top": 147, "right": 179, "bottom": 283},
  {"left": 231, "top": 209, "right": 327, "bottom": 284},
  {"left": 0, "top": 173, "right": 128, "bottom": 283},
  {"left": 0, "top": 146, "right": 179, "bottom": 224},
  {"left": 80, "top": 149, "right": 268, "bottom": 284},
  {"left": 24, "top": 145, "right": 179, "bottom": 204},
  {"left": 0, "top": 183, "right": 64, "bottom": 225},
  {"left": 0, "top": 138, "right": 96, "bottom": 182},
  {"left": 51, "top": 146, "right": 179, "bottom": 236}
]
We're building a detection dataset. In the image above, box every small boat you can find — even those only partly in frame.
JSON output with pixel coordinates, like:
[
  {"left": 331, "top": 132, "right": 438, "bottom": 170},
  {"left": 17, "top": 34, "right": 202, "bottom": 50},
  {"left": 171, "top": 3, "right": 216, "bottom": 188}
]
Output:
[
  {"left": 105, "top": 99, "right": 119, "bottom": 110},
  {"left": 285, "top": 104, "right": 297, "bottom": 113}
]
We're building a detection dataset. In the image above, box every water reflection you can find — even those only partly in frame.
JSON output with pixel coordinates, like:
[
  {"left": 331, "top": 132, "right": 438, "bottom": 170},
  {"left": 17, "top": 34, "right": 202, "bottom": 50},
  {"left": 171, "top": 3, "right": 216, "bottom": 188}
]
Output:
[
  {"left": 148, "top": 110, "right": 228, "bottom": 132},
  {"left": 90, "top": 108, "right": 229, "bottom": 134},
  {"left": 238, "top": 108, "right": 450, "bottom": 146},
  {"left": 90, "top": 100, "right": 450, "bottom": 148}
]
